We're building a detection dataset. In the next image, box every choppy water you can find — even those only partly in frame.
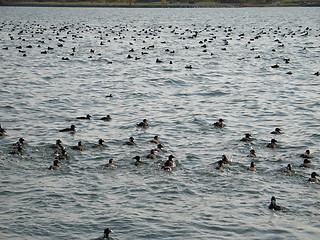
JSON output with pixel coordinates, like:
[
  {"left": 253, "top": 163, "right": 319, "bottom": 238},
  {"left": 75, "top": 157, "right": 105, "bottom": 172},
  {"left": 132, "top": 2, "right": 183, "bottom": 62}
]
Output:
[{"left": 0, "top": 6, "right": 320, "bottom": 240}]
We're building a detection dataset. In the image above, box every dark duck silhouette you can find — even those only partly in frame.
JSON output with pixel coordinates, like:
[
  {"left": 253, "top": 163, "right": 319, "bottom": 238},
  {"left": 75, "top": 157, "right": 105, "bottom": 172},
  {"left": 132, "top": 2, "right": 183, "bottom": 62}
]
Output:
[
  {"left": 59, "top": 124, "right": 76, "bottom": 133},
  {"left": 146, "top": 149, "right": 157, "bottom": 159},
  {"left": 247, "top": 149, "right": 256, "bottom": 157},
  {"left": 300, "top": 159, "right": 312, "bottom": 168},
  {"left": 300, "top": 149, "right": 312, "bottom": 159},
  {"left": 269, "top": 196, "right": 282, "bottom": 210},
  {"left": 71, "top": 141, "right": 83, "bottom": 151},
  {"left": 213, "top": 118, "right": 225, "bottom": 128},
  {"left": 100, "top": 115, "right": 112, "bottom": 121},
  {"left": 76, "top": 114, "right": 92, "bottom": 120},
  {"left": 103, "top": 159, "right": 116, "bottom": 168},
  {"left": 271, "top": 128, "right": 282, "bottom": 134},
  {"left": 133, "top": 156, "right": 143, "bottom": 166},
  {"left": 248, "top": 161, "right": 256, "bottom": 171},
  {"left": 161, "top": 155, "right": 176, "bottom": 170},
  {"left": 216, "top": 160, "right": 224, "bottom": 170},
  {"left": 150, "top": 135, "right": 159, "bottom": 144},
  {"left": 93, "top": 139, "right": 105, "bottom": 148},
  {"left": 100, "top": 228, "right": 113, "bottom": 239},
  {"left": 267, "top": 139, "right": 278, "bottom": 148},
  {"left": 308, "top": 172, "right": 319, "bottom": 183},
  {"left": 282, "top": 164, "right": 292, "bottom": 173},
  {"left": 48, "top": 160, "right": 60, "bottom": 170},
  {"left": 0, "top": 124, "right": 6, "bottom": 136},
  {"left": 124, "top": 137, "right": 135, "bottom": 146},
  {"left": 137, "top": 119, "right": 148, "bottom": 127},
  {"left": 240, "top": 133, "right": 252, "bottom": 142}
]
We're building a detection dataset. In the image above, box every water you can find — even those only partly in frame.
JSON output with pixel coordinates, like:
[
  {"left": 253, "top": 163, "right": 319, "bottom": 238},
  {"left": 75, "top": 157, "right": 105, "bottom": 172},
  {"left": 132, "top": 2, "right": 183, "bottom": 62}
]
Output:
[{"left": 0, "top": 6, "right": 320, "bottom": 240}]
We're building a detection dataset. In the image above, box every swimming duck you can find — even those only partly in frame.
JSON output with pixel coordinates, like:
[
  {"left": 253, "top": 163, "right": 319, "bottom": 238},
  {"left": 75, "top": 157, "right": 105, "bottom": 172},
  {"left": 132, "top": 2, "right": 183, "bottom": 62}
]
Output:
[
  {"left": 56, "top": 148, "right": 68, "bottom": 160},
  {"left": 300, "top": 159, "right": 312, "bottom": 168},
  {"left": 93, "top": 139, "right": 105, "bottom": 148},
  {"left": 216, "top": 160, "right": 224, "bottom": 170},
  {"left": 221, "top": 155, "right": 230, "bottom": 164},
  {"left": 124, "top": 137, "right": 135, "bottom": 146},
  {"left": 161, "top": 155, "right": 175, "bottom": 170},
  {"left": 155, "top": 144, "right": 165, "bottom": 152},
  {"left": 0, "top": 124, "right": 6, "bottom": 136},
  {"left": 50, "top": 139, "right": 63, "bottom": 150},
  {"left": 213, "top": 118, "right": 225, "bottom": 128},
  {"left": 71, "top": 141, "right": 83, "bottom": 151},
  {"left": 308, "top": 172, "right": 319, "bottom": 183},
  {"left": 271, "top": 128, "right": 282, "bottom": 134},
  {"left": 100, "top": 228, "right": 113, "bottom": 239},
  {"left": 59, "top": 124, "right": 76, "bottom": 133},
  {"left": 283, "top": 164, "right": 292, "bottom": 173},
  {"left": 106, "top": 94, "right": 113, "bottom": 98},
  {"left": 146, "top": 149, "right": 157, "bottom": 159},
  {"left": 76, "top": 114, "right": 92, "bottom": 120},
  {"left": 12, "top": 138, "right": 26, "bottom": 148},
  {"left": 240, "top": 133, "right": 252, "bottom": 142},
  {"left": 100, "top": 115, "right": 112, "bottom": 121},
  {"left": 9, "top": 145, "right": 24, "bottom": 155},
  {"left": 269, "top": 196, "right": 282, "bottom": 210},
  {"left": 267, "top": 139, "right": 278, "bottom": 148},
  {"left": 104, "top": 159, "right": 116, "bottom": 168},
  {"left": 137, "top": 119, "right": 148, "bottom": 127},
  {"left": 300, "top": 150, "right": 312, "bottom": 159},
  {"left": 247, "top": 149, "right": 256, "bottom": 157},
  {"left": 248, "top": 161, "right": 256, "bottom": 171},
  {"left": 133, "top": 156, "right": 143, "bottom": 166},
  {"left": 48, "top": 160, "right": 60, "bottom": 170},
  {"left": 150, "top": 135, "right": 159, "bottom": 144}
]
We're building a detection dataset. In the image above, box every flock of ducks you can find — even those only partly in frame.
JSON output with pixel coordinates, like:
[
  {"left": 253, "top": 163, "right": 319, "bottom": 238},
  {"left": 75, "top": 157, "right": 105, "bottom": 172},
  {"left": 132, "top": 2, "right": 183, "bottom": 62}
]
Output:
[{"left": 1, "top": 17, "right": 319, "bottom": 239}]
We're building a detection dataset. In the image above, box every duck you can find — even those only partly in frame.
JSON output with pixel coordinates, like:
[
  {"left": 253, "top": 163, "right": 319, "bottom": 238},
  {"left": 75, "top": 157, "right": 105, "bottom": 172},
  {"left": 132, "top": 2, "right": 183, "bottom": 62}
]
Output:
[
  {"left": 100, "top": 115, "right": 112, "bottom": 121},
  {"left": 133, "top": 156, "right": 143, "bottom": 166},
  {"left": 124, "top": 137, "right": 135, "bottom": 146},
  {"left": 0, "top": 124, "right": 6, "bottom": 136},
  {"left": 93, "top": 139, "right": 105, "bottom": 148},
  {"left": 59, "top": 124, "right": 76, "bottom": 133},
  {"left": 240, "top": 133, "right": 252, "bottom": 142},
  {"left": 269, "top": 196, "right": 282, "bottom": 210},
  {"left": 216, "top": 160, "right": 224, "bottom": 170},
  {"left": 247, "top": 149, "right": 256, "bottom": 157},
  {"left": 248, "top": 161, "right": 256, "bottom": 171},
  {"left": 56, "top": 148, "right": 68, "bottom": 160},
  {"left": 155, "top": 144, "right": 165, "bottom": 152},
  {"left": 100, "top": 228, "right": 113, "bottom": 240},
  {"left": 267, "top": 139, "right": 278, "bottom": 148},
  {"left": 271, "top": 128, "right": 282, "bottom": 134},
  {"left": 300, "top": 159, "right": 312, "bottom": 168},
  {"left": 9, "top": 145, "right": 24, "bottom": 155},
  {"left": 300, "top": 149, "right": 312, "bottom": 159},
  {"left": 146, "top": 149, "right": 157, "bottom": 159},
  {"left": 13, "top": 138, "right": 26, "bottom": 148},
  {"left": 308, "top": 172, "right": 319, "bottom": 183},
  {"left": 221, "top": 155, "right": 230, "bottom": 164},
  {"left": 150, "top": 135, "right": 159, "bottom": 144},
  {"left": 283, "top": 164, "right": 292, "bottom": 173},
  {"left": 71, "top": 141, "right": 83, "bottom": 151},
  {"left": 137, "top": 119, "right": 148, "bottom": 127},
  {"left": 50, "top": 139, "right": 64, "bottom": 150},
  {"left": 105, "top": 94, "right": 113, "bottom": 98},
  {"left": 48, "top": 160, "right": 60, "bottom": 170},
  {"left": 104, "top": 159, "right": 116, "bottom": 168},
  {"left": 213, "top": 118, "right": 225, "bottom": 128},
  {"left": 76, "top": 114, "right": 92, "bottom": 120}
]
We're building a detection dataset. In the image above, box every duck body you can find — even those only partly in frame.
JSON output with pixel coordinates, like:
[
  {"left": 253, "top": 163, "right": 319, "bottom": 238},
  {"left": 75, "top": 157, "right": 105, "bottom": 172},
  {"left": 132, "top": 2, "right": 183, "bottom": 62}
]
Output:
[
  {"left": 0, "top": 124, "right": 6, "bottom": 136},
  {"left": 150, "top": 136, "right": 159, "bottom": 144},
  {"left": 300, "top": 159, "right": 312, "bottom": 168},
  {"left": 100, "top": 115, "right": 112, "bottom": 121},
  {"left": 59, "top": 124, "right": 76, "bottom": 132},
  {"left": 76, "top": 114, "right": 92, "bottom": 120},
  {"left": 283, "top": 164, "right": 292, "bottom": 173},
  {"left": 269, "top": 196, "right": 282, "bottom": 210},
  {"left": 133, "top": 156, "right": 143, "bottom": 166},
  {"left": 247, "top": 149, "right": 256, "bottom": 157},
  {"left": 93, "top": 139, "right": 105, "bottom": 148},
  {"left": 267, "top": 139, "right": 278, "bottom": 148},
  {"left": 300, "top": 150, "right": 312, "bottom": 159},
  {"left": 49, "top": 160, "right": 60, "bottom": 170},
  {"left": 104, "top": 159, "right": 116, "bottom": 168},
  {"left": 213, "top": 118, "right": 225, "bottom": 128},
  {"left": 71, "top": 141, "right": 83, "bottom": 151},
  {"left": 248, "top": 161, "right": 256, "bottom": 171},
  {"left": 221, "top": 155, "right": 230, "bottom": 164},
  {"left": 162, "top": 155, "right": 175, "bottom": 170},
  {"left": 308, "top": 172, "right": 319, "bottom": 183},
  {"left": 146, "top": 149, "right": 157, "bottom": 159},
  {"left": 137, "top": 119, "right": 148, "bottom": 127},
  {"left": 271, "top": 128, "right": 282, "bottom": 134},
  {"left": 216, "top": 160, "right": 224, "bottom": 170},
  {"left": 124, "top": 137, "right": 135, "bottom": 146},
  {"left": 241, "top": 133, "right": 252, "bottom": 142}
]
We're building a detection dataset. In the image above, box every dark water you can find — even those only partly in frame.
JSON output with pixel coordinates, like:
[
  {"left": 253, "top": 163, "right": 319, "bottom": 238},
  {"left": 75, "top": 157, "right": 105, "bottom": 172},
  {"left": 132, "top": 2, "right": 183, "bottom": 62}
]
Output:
[{"left": 0, "top": 6, "right": 319, "bottom": 240}]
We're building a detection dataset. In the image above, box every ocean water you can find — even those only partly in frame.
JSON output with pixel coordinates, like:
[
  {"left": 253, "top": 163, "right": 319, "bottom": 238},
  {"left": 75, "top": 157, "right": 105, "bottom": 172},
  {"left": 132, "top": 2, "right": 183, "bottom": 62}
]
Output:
[{"left": 0, "top": 6, "right": 319, "bottom": 240}]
